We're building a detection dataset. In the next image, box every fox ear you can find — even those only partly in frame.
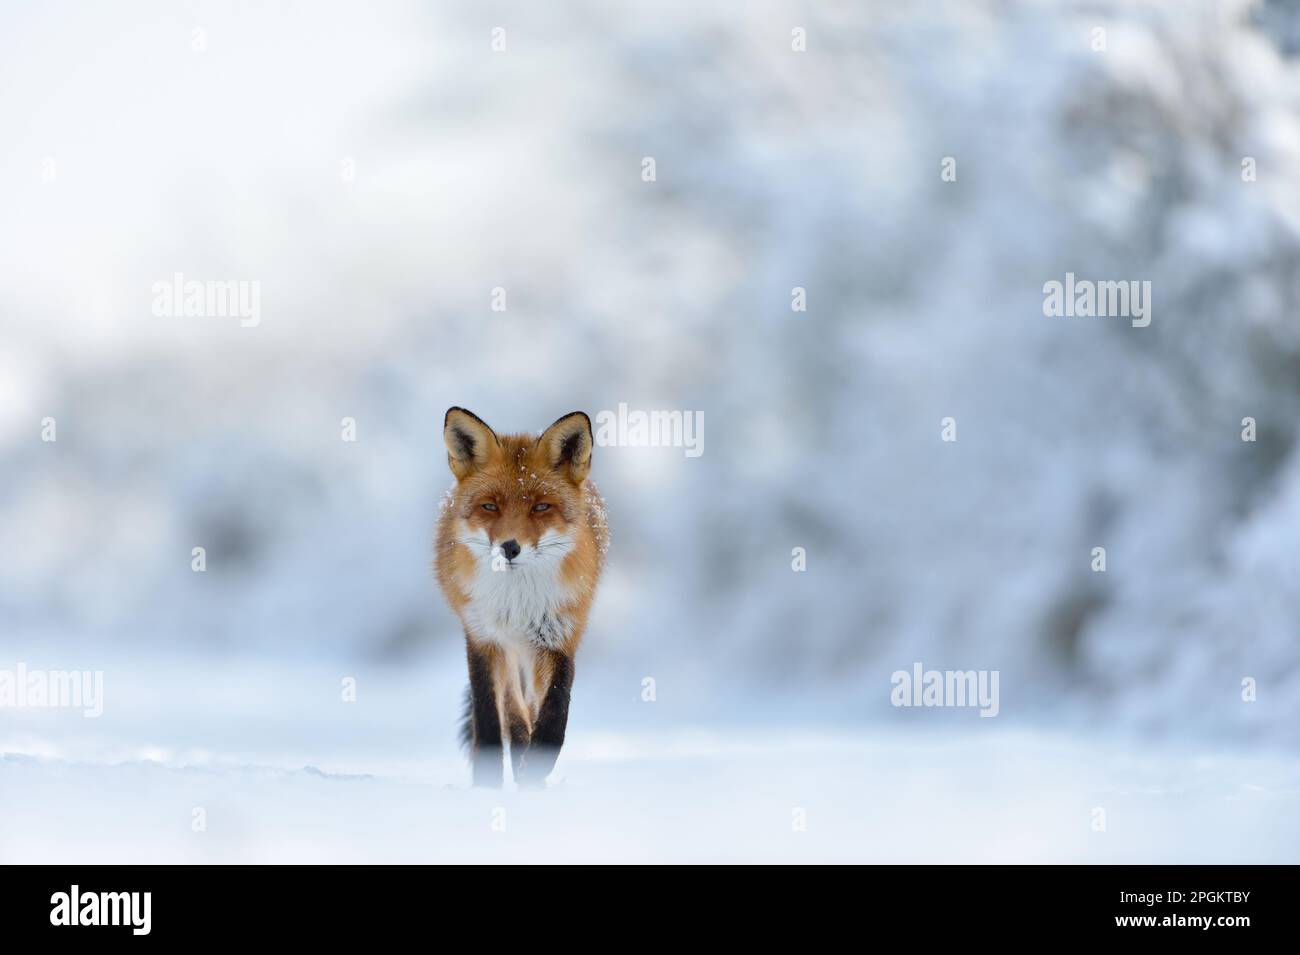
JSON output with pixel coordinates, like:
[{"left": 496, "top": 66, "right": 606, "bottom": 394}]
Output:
[
  {"left": 444, "top": 407, "right": 498, "bottom": 479},
  {"left": 539, "top": 411, "right": 593, "bottom": 483}
]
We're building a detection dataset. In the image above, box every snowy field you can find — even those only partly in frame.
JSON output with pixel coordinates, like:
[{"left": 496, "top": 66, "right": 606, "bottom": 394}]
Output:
[{"left": 2, "top": 654, "right": 1296, "bottom": 864}]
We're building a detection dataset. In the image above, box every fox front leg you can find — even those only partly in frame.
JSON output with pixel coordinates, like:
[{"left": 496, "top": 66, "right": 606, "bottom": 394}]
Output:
[
  {"left": 517, "top": 650, "right": 574, "bottom": 788},
  {"left": 466, "top": 641, "right": 504, "bottom": 788},
  {"left": 507, "top": 704, "right": 531, "bottom": 783}
]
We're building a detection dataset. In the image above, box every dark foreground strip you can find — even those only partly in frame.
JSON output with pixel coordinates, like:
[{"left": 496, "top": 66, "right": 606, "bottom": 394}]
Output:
[{"left": 0, "top": 865, "right": 1289, "bottom": 941}]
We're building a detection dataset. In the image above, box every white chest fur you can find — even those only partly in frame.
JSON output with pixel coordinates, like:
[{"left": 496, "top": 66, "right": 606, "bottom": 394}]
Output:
[{"left": 458, "top": 530, "right": 576, "bottom": 651}]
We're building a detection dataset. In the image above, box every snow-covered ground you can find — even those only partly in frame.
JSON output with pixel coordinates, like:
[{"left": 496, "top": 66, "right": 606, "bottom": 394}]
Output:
[
  {"left": 7, "top": 731, "right": 1297, "bottom": 865},
  {"left": 2, "top": 654, "right": 1296, "bottom": 864}
]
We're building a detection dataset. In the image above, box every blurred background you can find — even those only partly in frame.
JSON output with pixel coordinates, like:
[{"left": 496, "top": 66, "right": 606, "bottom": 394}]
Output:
[{"left": 3, "top": 0, "right": 1300, "bottom": 849}]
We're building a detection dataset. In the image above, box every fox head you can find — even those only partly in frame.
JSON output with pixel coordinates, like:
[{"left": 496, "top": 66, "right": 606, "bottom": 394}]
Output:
[{"left": 442, "top": 407, "right": 594, "bottom": 569}]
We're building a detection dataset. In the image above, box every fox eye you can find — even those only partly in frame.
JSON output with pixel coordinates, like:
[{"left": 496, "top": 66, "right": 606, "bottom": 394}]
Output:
[
  {"left": 532, "top": 502, "right": 550, "bottom": 513},
  {"left": 481, "top": 502, "right": 498, "bottom": 512}
]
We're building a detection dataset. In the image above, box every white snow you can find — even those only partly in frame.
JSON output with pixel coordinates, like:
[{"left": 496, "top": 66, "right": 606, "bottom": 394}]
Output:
[{"left": 2, "top": 653, "right": 1297, "bottom": 864}]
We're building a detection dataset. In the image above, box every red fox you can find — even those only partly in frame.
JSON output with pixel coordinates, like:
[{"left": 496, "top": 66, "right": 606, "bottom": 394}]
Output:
[{"left": 435, "top": 408, "right": 609, "bottom": 787}]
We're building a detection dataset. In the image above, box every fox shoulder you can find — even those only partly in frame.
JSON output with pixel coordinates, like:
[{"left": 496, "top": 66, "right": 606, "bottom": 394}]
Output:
[{"left": 580, "top": 478, "right": 610, "bottom": 566}]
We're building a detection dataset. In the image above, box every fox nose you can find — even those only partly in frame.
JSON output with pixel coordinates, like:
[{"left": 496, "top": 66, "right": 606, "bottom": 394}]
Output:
[{"left": 500, "top": 539, "right": 521, "bottom": 561}]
